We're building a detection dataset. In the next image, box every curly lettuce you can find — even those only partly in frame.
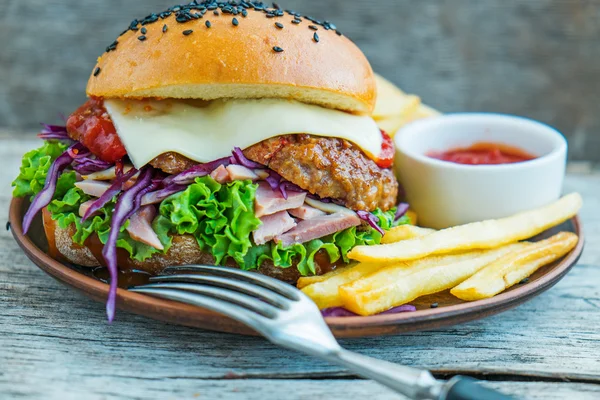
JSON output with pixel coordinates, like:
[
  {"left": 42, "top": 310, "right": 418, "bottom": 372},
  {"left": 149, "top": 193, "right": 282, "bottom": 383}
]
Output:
[
  {"left": 12, "top": 141, "right": 73, "bottom": 199},
  {"left": 13, "top": 142, "right": 409, "bottom": 275}
]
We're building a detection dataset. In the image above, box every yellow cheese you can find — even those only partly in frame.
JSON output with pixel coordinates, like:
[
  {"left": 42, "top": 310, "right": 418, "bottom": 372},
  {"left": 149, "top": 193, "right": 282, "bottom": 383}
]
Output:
[{"left": 104, "top": 98, "right": 383, "bottom": 168}]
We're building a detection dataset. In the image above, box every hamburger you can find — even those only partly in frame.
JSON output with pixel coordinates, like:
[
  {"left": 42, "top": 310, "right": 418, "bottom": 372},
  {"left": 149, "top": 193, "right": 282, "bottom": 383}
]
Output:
[{"left": 12, "top": 1, "right": 408, "bottom": 320}]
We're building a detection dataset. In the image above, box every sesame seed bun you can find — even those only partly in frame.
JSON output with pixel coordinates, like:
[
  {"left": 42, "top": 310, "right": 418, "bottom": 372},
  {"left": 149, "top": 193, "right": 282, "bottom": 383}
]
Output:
[{"left": 86, "top": 4, "right": 376, "bottom": 114}]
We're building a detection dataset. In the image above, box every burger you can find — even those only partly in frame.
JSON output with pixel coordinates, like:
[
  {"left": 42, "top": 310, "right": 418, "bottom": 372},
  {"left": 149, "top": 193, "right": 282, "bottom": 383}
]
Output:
[{"left": 12, "top": 1, "right": 408, "bottom": 320}]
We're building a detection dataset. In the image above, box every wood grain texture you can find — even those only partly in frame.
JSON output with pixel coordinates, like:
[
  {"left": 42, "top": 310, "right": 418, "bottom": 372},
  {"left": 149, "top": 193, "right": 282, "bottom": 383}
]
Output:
[
  {"left": 0, "top": 0, "right": 599, "bottom": 160},
  {"left": 1, "top": 133, "right": 600, "bottom": 398}
]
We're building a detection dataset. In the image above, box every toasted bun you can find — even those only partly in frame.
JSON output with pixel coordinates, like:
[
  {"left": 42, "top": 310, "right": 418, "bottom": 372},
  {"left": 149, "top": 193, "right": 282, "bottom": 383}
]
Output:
[
  {"left": 42, "top": 208, "right": 330, "bottom": 282},
  {"left": 86, "top": 4, "right": 376, "bottom": 114}
]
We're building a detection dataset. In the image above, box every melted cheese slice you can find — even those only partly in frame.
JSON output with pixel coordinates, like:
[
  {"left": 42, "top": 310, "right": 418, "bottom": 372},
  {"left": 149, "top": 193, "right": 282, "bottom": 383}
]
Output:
[{"left": 104, "top": 98, "right": 383, "bottom": 168}]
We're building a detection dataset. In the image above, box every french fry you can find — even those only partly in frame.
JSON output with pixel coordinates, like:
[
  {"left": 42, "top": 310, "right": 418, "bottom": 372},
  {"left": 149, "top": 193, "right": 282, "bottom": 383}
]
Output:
[
  {"left": 296, "top": 264, "right": 354, "bottom": 289},
  {"left": 301, "top": 249, "right": 511, "bottom": 310},
  {"left": 406, "top": 210, "right": 418, "bottom": 225},
  {"left": 451, "top": 232, "right": 578, "bottom": 301},
  {"left": 340, "top": 244, "right": 525, "bottom": 316},
  {"left": 381, "top": 225, "right": 435, "bottom": 244},
  {"left": 348, "top": 193, "right": 582, "bottom": 264},
  {"left": 373, "top": 74, "right": 421, "bottom": 119},
  {"left": 300, "top": 262, "right": 383, "bottom": 309}
]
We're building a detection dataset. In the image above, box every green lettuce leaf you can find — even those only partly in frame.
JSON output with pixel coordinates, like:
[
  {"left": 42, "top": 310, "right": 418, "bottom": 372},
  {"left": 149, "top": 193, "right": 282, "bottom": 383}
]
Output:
[
  {"left": 12, "top": 141, "right": 69, "bottom": 199},
  {"left": 14, "top": 143, "right": 409, "bottom": 275}
]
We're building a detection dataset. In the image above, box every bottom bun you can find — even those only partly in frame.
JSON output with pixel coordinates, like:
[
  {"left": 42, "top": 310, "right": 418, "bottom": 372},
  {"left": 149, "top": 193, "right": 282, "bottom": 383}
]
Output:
[{"left": 42, "top": 209, "right": 335, "bottom": 283}]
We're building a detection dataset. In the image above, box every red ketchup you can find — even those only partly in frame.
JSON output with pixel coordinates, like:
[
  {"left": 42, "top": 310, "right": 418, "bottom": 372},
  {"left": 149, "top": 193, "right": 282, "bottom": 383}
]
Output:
[
  {"left": 428, "top": 142, "right": 536, "bottom": 165},
  {"left": 375, "top": 130, "right": 394, "bottom": 168},
  {"left": 66, "top": 98, "right": 127, "bottom": 163}
]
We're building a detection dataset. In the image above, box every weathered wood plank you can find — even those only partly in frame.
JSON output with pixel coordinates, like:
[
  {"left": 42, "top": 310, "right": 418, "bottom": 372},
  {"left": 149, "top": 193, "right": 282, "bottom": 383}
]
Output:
[
  {"left": 2, "top": 379, "right": 600, "bottom": 400},
  {"left": 1, "top": 134, "right": 599, "bottom": 398}
]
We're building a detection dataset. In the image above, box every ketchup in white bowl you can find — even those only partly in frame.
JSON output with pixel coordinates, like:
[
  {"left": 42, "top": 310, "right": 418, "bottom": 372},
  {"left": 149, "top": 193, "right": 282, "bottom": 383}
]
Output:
[
  {"left": 428, "top": 142, "right": 536, "bottom": 165},
  {"left": 394, "top": 114, "right": 567, "bottom": 229}
]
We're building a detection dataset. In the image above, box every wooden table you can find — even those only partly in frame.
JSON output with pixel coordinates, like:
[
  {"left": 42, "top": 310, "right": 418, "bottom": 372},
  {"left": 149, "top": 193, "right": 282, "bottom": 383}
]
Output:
[{"left": 1, "top": 134, "right": 599, "bottom": 400}]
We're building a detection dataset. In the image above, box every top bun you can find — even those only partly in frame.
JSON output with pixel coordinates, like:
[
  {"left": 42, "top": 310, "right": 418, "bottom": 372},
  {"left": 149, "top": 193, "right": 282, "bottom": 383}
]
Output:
[{"left": 86, "top": 2, "right": 376, "bottom": 114}]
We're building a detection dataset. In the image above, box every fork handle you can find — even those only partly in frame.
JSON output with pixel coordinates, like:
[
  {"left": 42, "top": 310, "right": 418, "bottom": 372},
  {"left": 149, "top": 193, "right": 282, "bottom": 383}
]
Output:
[{"left": 325, "top": 350, "right": 515, "bottom": 400}]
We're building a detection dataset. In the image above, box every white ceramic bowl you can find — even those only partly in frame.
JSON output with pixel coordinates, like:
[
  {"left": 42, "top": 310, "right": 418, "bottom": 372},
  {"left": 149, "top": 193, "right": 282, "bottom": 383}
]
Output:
[{"left": 394, "top": 113, "right": 567, "bottom": 229}]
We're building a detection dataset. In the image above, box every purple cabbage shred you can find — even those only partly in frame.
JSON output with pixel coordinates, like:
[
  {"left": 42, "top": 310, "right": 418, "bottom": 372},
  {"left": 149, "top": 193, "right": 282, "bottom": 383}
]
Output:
[
  {"left": 395, "top": 202, "right": 410, "bottom": 221},
  {"left": 230, "top": 147, "right": 263, "bottom": 169},
  {"left": 102, "top": 167, "right": 154, "bottom": 322},
  {"left": 356, "top": 210, "right": 385, "bottom": 236},
  {"left": 81, "top": 167, "right": 138, "bottom": 222},
  {"left": 22, "top": 142, "right": 87, "bottom": 234}
]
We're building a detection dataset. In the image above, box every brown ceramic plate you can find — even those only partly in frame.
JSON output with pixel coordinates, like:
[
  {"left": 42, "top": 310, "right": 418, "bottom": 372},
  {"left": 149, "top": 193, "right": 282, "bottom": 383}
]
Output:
[{"left": 9, "top": 196, "right": 584, "bottom": 338}]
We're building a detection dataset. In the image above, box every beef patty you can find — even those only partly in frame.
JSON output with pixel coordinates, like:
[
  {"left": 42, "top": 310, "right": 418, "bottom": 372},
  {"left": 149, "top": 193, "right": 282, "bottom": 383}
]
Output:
[
  {"left": 150, "top": 135, "right": 398, "bottom": 211},
  {"left": 243, "top": 135, "right": 398, "bottom": 211}
]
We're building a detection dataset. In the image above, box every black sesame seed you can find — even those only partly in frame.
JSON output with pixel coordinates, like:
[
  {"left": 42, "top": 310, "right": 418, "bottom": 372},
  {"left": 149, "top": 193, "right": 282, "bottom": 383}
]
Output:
[
  {"left": 141, "top": 27, "right": 147, "bottom": 34},
  {"left": 5, "top": 221, "right": 10, "bottom": 231},
  {"left": 519, "top": 278, "right": 530, "bottom": 284},
  {"left": 336, "top": 30, "right": 343, "bottom": 36},
  {"left": 313, "top": 32, "right": 320, "bottom": 42},
  {"left": 214, "top": 10, "right": 219, "bottom": 15},
  {"left": 138, "top": 35, "right": 147, "bottom": 41},
  {"left": 309, "top": 25, "right": 318, "bottom": 31},
  {"left": 242, "top": 9, "right": 248, "bottom": 17},
  {"left": 163, "top": 24, "right": 168, "bottom": 33},
  {"left": 430, "top": 303, "right": 439, "bottom": 309},
  {"left": 266, "top": 14, "right": 275, "bottom": 18},
  {"left": 292, "top": 19, "right": 301, "bottom": 24},
  {"left": 183, "top": 29, "right": 194, "bottom": 36},
  {"left": 275, "top": 22, "right": 284, "bottom": 29},
  {"left": 93, "top": 67, "right": 101, "bottom": 77},
  {"left": 232, "top": 17, "right": 239, "bottom": 26},
  {"left": 205, "top": 20, "right": 212, "bottom": 28},
  {"left": 273, "top": 46, "right": 284, "bottom": 52},
  {"left": 273, "top": 2, "right": 280, "bottom": 10}
]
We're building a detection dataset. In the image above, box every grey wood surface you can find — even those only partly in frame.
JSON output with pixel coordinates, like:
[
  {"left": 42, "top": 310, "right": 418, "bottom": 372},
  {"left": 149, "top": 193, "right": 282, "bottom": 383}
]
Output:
[
  {"left": 1, "top": 0, "right": 599, "bottom": 161},
  {"left": 1, "top": 132, "right": 600, "bottom": 399}
]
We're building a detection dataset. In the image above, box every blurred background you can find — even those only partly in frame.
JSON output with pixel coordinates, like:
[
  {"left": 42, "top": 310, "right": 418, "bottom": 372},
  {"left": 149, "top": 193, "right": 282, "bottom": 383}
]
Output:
[{"left": 0, "top": 0, "right": 598, "bottom": 160}]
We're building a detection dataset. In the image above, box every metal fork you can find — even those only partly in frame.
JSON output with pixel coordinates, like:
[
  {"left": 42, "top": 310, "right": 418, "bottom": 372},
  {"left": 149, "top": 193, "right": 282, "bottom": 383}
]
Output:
[{"left": 131, "top": 265, "right": 515, "bottom": 400}]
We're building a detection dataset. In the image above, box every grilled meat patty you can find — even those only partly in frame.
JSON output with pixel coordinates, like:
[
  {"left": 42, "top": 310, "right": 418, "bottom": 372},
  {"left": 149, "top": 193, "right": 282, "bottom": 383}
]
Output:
[{"left": 244, "top": 135, "right": 398, "bottom": 211}]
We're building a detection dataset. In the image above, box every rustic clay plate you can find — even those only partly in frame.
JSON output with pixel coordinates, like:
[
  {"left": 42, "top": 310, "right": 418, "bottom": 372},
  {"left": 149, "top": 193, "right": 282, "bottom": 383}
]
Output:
[{"left": 9, "top": 196, "right": 584, "bottom": 338}]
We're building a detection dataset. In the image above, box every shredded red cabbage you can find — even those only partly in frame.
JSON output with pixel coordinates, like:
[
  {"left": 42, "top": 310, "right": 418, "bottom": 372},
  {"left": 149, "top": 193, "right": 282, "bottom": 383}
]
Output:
[
  {"left": 395, "top": 202, "right": 410, "bottom": 221},
  {"left": 22, "top": 142, "right": 87, "bottom": 234},
  {"left": 37, "top": 124, "right": 74, "bottom": 142},
  {"left": 166, "top": 157, "right": 231, "bottom": 185},
  {"left": 356, "top": 210, "right": 385, "bottom": 236},
  {"left": 230, "top": 147, "right": 264, "bottom": 169},
  {"left": 141, "top": 184, "right": 187, "bottom": 206},
  {"left": 81, "top": 167, "right": 138, "bottom": 222},
  {"left": 379, "top": 304, "right": 417, "bottom": 314},
  {"left": 321, "top": 305, "right": 417, "bottom": 317},
  {"left": 72, "top": 157, "right": 113, "bottom": 175},
  {"left": 102, "top": 167, "right": 154, "bottom": 322}
]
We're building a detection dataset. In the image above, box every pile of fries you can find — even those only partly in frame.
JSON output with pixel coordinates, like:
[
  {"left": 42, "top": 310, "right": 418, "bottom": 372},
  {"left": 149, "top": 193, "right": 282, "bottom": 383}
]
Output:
[
  {"left": 372, "top": 73, "right": 440, "bottom": 135},
  {"left": 299, "top": 193, "right": 582, "bottom": 316}
]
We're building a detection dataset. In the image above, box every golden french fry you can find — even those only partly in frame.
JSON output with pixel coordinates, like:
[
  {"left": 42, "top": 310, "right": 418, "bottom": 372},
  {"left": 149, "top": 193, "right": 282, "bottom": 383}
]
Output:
[
  {"left": 340, "top": 244, "right": 525, "bottom": 316},
  {"left": 373, "top": 74, "right": 420, "bottom": 119},
  {"left": 406, "top": 210, "right": 418, "bottom": 225},
  {"left": 451, "top": 232, "right": 578, "bottom": 301},
  {"left": 348, "top": 193, "right": 583, "bottom": 264},
  {"left": 381, "top": 225, "right": 435, "bottom": 244},
  {"left": 296, "top": 264, "right": 354, "bottom": 289},
  {"left": 302, "top": 249, "right": 510, "bottom": 310},
  {"left": 300, "top": 262, "right": 383, "bottom": 309}
]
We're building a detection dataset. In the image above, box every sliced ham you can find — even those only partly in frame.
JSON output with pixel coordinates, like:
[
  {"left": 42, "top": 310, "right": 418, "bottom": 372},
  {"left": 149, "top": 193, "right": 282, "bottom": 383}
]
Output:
[
  {"left": 288, "top": 204, "right": 326, "bottom": 220},
  {"left": 78, "top": 200, "right": 97, "bottom": 218},
  {"left": 275, "top": 212, "right": 361, "bottom": 247},
  {"left": 75, "top": 180, "right": 111, "bottom": 198},
  {"left": 126, "top": 205, "right": 164, "bottom": 250},
  {"left": 210, "top": 164, "right": 230, "bottom": 183},
  {"left": 226, "top": 165, "right": 259, "bottom": 181},
  {"left": 254, "top": 182, "right": 306, "bottom": 217},
  {"left": 253, "top": 211, "right": 297, "bottom": 245}
]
